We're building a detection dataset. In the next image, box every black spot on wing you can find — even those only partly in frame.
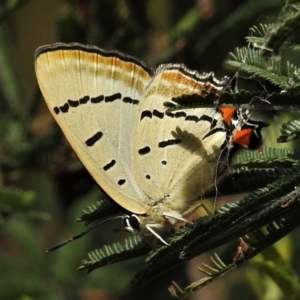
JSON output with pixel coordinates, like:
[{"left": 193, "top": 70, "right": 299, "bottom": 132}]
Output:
[
  {"left": 123, "top": 97, "right": 139, "bottom": 105},
  {"left": 175, "top": 112, "right": 186, "bottom": 118},
  {"left": 68, "top": 99, "right": 79, "bottom": 107},
  {"left": 79, "top": 95, "right": 89, "bottom": 104},
  {"left": 185, "top": 115, "right": 198, "bottom": 122},
  {"left": 118, "top": 179, "right": 126, "bottom": 185},
  {"left": 166, "top": 111, "right": 175, "bottom": 118},
  {"left": 141, "top": 110, "right": 152, "bottom": 121},
  {"left": 105, "top": 93, "right": 122, "bottom": 102},
  {"left": 161, "top": 160, "right": 167, "bottom": 165},
  {"left": 56, "top": 95, "right": 90, "bottom": 114},
  {"left": 184, "top": 114, "right": 215, "bottom": 124},
  {"left": 199, "top": 115, "right": 214, "bottom": 124},
  {"left": 146, "top": 174, "right": 151, "bottom": 180},
  {"left": 85, "top": 131, "right": 103, "bottom": 147},
  {"left": 60, "top": 103, "right": 69, "bottom": 113},
  {"left": 138, "top": 146, "right": 151, "bottom": 155},
  {"left": 103, "top": 159, "right": 116, "bottom": 171},
  {"left": 91, "top": 95, "right": 104, "bottom": 103},
  {"left": 153, "top": 110, "right": 164, "bottom": 119},
  {"left": 53, "top": 107, "right": 60, "bottom": 114},
  {"left": 159, "top": 139, "right": 181, "bottom": 148}
]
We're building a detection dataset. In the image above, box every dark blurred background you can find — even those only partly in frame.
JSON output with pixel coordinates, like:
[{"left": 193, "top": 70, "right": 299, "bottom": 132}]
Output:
[{"left": 0, "top": 1, "right": 297, "bottom": 300}]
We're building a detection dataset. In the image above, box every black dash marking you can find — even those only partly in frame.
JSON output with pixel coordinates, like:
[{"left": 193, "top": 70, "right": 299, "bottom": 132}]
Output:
[
  {"left": 138, "top": 146, "right": 151, "bottom": 155},
  {"left": 199, "top": 115, "right": 214, "bottom": 123},
  {"left": 91, "top": 95, "right": 104, "bottom": 103},
  {"left": 162, "top": 160, "right": 167, "bottom": 165},
  {"left": 53, "top": 107, "right": 60, "bottom": 114},
  {"left": 141, "top": 110, "right": 152, "bottom": 120},
  {"left": 153, "top": 110, "right": 164, "bottom": 119},
  {"left": 166, "top": 111, "right": 175, "bottom": 118},
  {"left": 105, "top": 93, "right": 122, "bottom": 102},
  {"left": 68, "top": 99, "right": 79, "bottom": 107},
  {"left": 210, "top": 118, "right": 217, "bottom": 128},
  {"left": 123, "top": 97, "right": 139, "bottom": 105},
  {"left": 79, "top": 95, "right": 89, "bottom": 104},
  {"left": 85, "top": 131, "right": 103, "bottom": 147},
  {"left": 159, "top": 139, "right": 181, "bottom": 148},
  {"left": 103, "top": 159, "right": 116, "bottom": 171},
  {"left": 202, "top": 127, "right": 225, "bottom": 140},
  {"left": 118, "top": 179, "right": 126, "bottom": 185},
  {"left": 185, "top": 115, "right": 198, "bottom": 122},
  {"left": 60, "top": 103, "right": 69, "bottom": 113},
  {"left": 175, "top": 112, "right": 186, "bottom": 118},
  {"left": 146, "top": 174, "right": 151, "bottom": 180},
  {"left": 123, "top": 97, "right": 133, "bottom": 104}
]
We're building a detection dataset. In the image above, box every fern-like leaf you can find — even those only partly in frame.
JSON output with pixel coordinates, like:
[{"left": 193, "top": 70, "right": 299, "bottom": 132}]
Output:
[
  {"left": 260, "top": 8, "right": 300, "bottom": 57},
  {"left": 227, "top": 48, "right": 294, "bottom": 89},
  {"left": 277, "top": 119, "right": 300, "bottom": 143},
  {"left": 169, "top": 200, "right": 300, "bottom": 299},
  {"left": 78, "top": 235, "right": 150, "bottom": 273},
  {"left": 77, "top": 199, "right": 120, "bottom": 225},
  {"left": 132, "top": 173, "right": 300, "bottom": 287},
  {"left": 231, "top": 147, "right": 300, "bottom": 168}
]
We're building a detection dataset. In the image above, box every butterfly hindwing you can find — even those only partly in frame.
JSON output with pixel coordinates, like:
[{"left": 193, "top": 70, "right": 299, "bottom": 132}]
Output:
[{"left": 133, "top": 64, "right": 228, "bottom": 212}]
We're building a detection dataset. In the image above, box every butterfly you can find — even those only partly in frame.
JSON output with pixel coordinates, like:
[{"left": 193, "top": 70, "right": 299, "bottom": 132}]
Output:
[{"left": 35, "top": 43, "right": 267, "bottom": 246}]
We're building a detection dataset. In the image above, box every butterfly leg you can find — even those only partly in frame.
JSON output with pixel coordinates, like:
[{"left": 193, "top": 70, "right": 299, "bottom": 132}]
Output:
[
  {"left": 145, "top": 224, "right": 170, "bottom": 246},
  {"left": 163, "top": 211, "right": 191, "bottom": 223}
]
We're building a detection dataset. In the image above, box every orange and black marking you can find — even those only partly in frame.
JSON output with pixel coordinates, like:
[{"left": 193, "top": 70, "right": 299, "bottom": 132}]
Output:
[{"left": 218, "top": 107, "right": 268, "bottom": 149}]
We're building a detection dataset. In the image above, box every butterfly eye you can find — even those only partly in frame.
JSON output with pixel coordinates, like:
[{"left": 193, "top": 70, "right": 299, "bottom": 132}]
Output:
[{"left": 125, "top": 214, "right": 141, "bottom": 232}]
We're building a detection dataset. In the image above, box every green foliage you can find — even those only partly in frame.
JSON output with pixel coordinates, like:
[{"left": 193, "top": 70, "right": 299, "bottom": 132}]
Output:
[
  {"left": 79, "top": 235, "right": 149, "bottom": 274},
  {"left": 77, "top": 199, "right": 120, "bottom": 225},
  {"left": 278, "top": 119, "right": 300, "bottom": 143},
  {"left": 3, "top": 1, "right": 300, "bottom": 300},
  {"left": 0, "top": 187, "right": 35, "bottom": 212},
  {"left": 227, "top": 47, "right": 300, "bottom": 90}
]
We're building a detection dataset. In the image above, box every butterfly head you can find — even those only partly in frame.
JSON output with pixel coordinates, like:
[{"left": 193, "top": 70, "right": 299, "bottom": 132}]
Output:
[
  {"left": 123, "top": 214, "right": 141, "bottom": 233},
  {"left": 118, "top": 206, "right": 180, "bottom": 246},
  {"left": 122, "top": 206, "right": 193, "bottom": 246}
]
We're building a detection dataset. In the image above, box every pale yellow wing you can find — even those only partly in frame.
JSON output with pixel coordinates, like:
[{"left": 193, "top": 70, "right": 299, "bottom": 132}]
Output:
[
  {"left": 132, "top": 64, "right": 228, "bottom": 213},
  {"left": 35, "top": 43, "right": 153, "bottom": 214}
]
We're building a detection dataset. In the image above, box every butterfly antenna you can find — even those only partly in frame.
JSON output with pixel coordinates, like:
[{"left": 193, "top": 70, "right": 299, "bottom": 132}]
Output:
[{"left": 46, "top": 215, "right": 128, "bottom": 252}]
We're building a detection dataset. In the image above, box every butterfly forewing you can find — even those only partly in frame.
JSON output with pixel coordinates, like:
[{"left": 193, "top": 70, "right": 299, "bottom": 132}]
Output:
[
  {"left": 133, "top": 64, "right": 228, "bottom": 212},
  {"left": 35, "top": 43, "right": 153, "bottom": 214}
]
